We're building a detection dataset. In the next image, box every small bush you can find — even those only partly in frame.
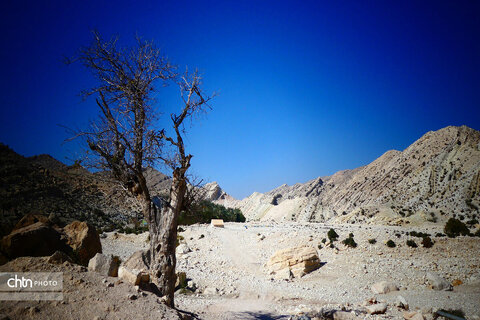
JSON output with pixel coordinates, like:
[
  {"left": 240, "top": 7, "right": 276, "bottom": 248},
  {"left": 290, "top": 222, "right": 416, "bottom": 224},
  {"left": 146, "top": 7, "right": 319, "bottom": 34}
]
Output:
[
  {"left": 321, "top": 238, "right": 327, "bottom": 244},
  {"left": 368, "top": 238, "right": 377, "bottom": 244},
  {"left": 348, "top": 232, "right": 354, "bottom": 238},
  {"left": 386, "top": 240, "right": 396, "bottom": 248},
  {"left": 342, "top": 236, "right": 357, "bottom": 248},
  {"left": 444, "top": 218, "right": 469, "bottom": 238},
  {"left": 317, "top": 244, "right": 323, "bottom": 249},
  {"left": 406, "top": 239, "right": 417, "bottom": 248},
  {"left": 435, "top": 232, "right": 445, "bottom": 237},
  {"left": 410, "top": 231, "right": 431, "bottom": 238},
  {"left": 421, "top": 236, "right": 434, "bottom": 248},
  {"left": 466, "top": 219, "right": 478, "bottom": 226},
  {"left": 327, "top": 228, "right": 339, "bottom": 242}
]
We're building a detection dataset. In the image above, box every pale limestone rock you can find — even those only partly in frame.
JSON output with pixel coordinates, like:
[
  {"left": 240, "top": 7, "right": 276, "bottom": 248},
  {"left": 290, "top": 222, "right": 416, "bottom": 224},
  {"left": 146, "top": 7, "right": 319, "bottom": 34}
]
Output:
[
  {"left": 426, "top": 272, "right": 452, "bottom": 291},
  {"left": 203, "top": 287, "right": 218, "bottom": 295},
  {"left": 371, "top": 281, "right": 399, "bottom": 294},
  {"left": 176, "top": 244, "right": 191, "bottom": 255},
  {"left": 210, "top": 219, "right": 224, "bottom": 228},
  {"left": 118, "top": 250, "right": 150, "bottom": 285},
  {"left": 265, "top": 246, "right": 320, "bottom": 279},
  {"left": 366, "top": 303, "right": 387, "bottom": 314},
  {"left": 403, "top": 311, "right": 424, "bottom": 320},
  {"left": 88, "top": 253, "right": 119, "bottom": 277}
]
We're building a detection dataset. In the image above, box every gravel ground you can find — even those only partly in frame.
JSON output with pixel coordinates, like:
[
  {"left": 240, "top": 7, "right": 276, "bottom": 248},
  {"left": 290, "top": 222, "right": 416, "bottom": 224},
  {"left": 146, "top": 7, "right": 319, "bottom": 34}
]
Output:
[{"left": 100, "top": 222, "right": 480, "bottom": 320}]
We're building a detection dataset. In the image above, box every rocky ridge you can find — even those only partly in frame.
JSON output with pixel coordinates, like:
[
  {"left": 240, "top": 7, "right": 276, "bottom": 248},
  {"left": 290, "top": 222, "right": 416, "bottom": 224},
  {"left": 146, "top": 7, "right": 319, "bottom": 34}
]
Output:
[{"left": 218, "top": 126, "right": 480, "bottom": 226}]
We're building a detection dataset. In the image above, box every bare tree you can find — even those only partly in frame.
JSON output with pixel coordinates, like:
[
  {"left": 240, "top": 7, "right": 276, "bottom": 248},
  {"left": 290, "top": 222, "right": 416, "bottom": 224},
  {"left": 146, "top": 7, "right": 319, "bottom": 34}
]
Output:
[{"left": 68, "top": 32, "right": 214, "bottom": 307}]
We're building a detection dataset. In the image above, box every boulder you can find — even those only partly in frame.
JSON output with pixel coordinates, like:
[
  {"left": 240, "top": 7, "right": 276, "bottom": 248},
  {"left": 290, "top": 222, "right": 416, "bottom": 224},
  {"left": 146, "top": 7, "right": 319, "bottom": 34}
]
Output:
[
  {"left": 13, "top": 214, "right": 50, "bottom": 231},
  {"left": 88, "top": 253, "right": 120, "bottom": 277},
  {"left": 1, "top": 222, "right": 69, "bottom": 259},
  {"left": 118, "top": 250, "right": 150, "bottom": 285},
  {"left": 63, "top": 221, "right": 102, "bottom": 265},
  {"left": 426, "top": 272, "right": 452, "bottom": 291},
  {"left": 371, "top": 281, "right": 399, "bottom": 294},
  {"left": 366, "top": 303, "right": 387, "bottom": 315},
  {"left": 265, "top": 246, "right": 320, "bottom": 279}
]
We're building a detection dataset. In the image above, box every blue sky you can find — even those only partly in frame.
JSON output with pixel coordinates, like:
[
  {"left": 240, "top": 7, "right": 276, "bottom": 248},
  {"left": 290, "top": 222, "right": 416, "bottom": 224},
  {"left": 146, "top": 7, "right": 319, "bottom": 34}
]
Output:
[{"left": 0, "top": 1, "right": 479, "bottom": 198}]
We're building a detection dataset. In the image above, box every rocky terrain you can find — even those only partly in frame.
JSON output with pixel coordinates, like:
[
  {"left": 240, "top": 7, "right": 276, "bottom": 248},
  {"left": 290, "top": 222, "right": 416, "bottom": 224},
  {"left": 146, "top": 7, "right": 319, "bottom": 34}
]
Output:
[
  {"left": 0, "top": 144, "right": 230, "bottom": 238},
  {"left": 2, "top": 221, "right": 478, "bottom": 320},
  {"left": 218, "top": 126, "right": 480, "bottom": 226}
]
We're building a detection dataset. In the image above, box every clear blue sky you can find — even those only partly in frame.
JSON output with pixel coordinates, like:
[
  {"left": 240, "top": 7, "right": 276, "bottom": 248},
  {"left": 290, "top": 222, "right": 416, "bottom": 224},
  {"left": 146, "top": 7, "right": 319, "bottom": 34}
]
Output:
[{"left": 0, "top": 1, "right": 479, "bottom": 199}]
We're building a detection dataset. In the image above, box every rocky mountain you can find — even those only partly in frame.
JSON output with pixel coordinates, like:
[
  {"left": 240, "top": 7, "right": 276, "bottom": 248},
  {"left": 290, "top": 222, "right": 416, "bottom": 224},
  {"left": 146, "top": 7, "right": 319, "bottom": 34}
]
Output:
[
  {"left": 0, "top": 143, "right": 235, "bottom": 236},
  {"left": 0, "top": 144, "right": 147, "bottom": 236},
  {"left": 218, "top": 126, "right": 480, "bottom": 226}
]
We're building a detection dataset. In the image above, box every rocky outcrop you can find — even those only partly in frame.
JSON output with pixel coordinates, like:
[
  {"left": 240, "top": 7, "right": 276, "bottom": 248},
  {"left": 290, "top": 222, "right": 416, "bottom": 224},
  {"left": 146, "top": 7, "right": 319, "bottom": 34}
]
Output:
[
  {"left": 265, "top": 246, "right": 321, "bottom": 279},
  {"left": 64, "top": 221, "right": 102, "bottom": 265},
  {"left": 221, "top": 126, "right": 480, "bottom": 225}
]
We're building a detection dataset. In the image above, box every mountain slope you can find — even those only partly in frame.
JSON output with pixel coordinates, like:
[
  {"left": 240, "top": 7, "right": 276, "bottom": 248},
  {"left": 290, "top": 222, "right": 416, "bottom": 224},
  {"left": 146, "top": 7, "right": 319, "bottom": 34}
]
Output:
[{"left": 219, "top": 126, "right": 480, "bottom": 225}]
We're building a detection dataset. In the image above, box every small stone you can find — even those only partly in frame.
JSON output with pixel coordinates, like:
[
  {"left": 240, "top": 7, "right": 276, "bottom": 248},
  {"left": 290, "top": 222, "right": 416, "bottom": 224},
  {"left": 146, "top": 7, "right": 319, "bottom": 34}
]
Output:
[
  {"left": 396, "top": 295, "right": 409, "bottom": 310},
  {"left": 403, "top": 311, "right": 424, "bottom": 320},
  {"left": 187, "top": 280, "right": 197, "bottom": 290},
  {"left": 203, "top": 287, "right": 218, "bottom": 295},
  {"left": 176, "top": 244, "right": 191, "bottom": 255},
  {"left": 366, "top": 303, "right": 387, "bottom": 315},
  {"left": 426, "top": 272, "right": 452, "bottom": 291},
  {"left": 371, "top": 281, "right": 398, "bottom": 294}
]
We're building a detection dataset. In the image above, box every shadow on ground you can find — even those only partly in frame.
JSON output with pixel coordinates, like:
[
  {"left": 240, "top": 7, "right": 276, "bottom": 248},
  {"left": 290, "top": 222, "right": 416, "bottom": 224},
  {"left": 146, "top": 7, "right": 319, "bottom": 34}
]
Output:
[{"left": 230, "top": 311, "right": 290, "bottom": 320}]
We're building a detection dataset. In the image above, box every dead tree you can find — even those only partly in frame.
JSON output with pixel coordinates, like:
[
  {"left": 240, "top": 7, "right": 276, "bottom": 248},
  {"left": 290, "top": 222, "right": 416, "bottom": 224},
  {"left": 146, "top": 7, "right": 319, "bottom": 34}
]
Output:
[{"left": 68, "top": 32, "right": 213, "bottom": 307}]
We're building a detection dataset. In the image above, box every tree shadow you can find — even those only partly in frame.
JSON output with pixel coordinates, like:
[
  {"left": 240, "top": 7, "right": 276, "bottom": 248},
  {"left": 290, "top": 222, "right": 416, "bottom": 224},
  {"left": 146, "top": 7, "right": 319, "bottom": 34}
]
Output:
[{"left": 229, "top": 311, "right": 290, "bottom": 320}]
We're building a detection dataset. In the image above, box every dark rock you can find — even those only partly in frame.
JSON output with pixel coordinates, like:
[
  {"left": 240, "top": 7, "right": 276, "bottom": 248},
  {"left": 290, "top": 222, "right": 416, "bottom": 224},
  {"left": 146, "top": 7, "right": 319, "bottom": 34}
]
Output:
[
  {"left": 64, "top": 221, "right": 102, "bottom": 265},
  {"left": 1, "top": 222, "right": 70, "bottom": 259}
]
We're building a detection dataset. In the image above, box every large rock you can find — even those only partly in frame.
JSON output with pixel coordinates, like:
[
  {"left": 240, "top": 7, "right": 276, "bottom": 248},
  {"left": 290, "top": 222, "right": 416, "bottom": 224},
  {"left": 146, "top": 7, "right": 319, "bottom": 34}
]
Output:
[
  {"left": 426, "top": 272, "right": 452, "bottom": 291},
  {"left": 371, "top": 281, "right": 399, "bottom": 294},
  {"left": 265, "top": 246, "right": 320, "bottom": 279},
  {"left": 88, "top": 253, "right": 120, "bottom": 277},
  {"left": 13, "top": 214, "right": 50, "bottom": 231},
  {"left": 63, "top": 221, "right": 102, "bottom": 265},
  {"left": 1, "top": 222, "right": 69, "bottom": 259},
  {"left": 118, "top": 250, "right": 150, "bottom": 285}
]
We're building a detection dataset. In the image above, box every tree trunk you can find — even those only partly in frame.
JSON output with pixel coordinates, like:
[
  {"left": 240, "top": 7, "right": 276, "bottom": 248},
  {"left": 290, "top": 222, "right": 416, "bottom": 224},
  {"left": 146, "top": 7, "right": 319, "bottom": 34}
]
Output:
[{"left": 147, "top": 169, "right": 186, "bottom": 307}]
